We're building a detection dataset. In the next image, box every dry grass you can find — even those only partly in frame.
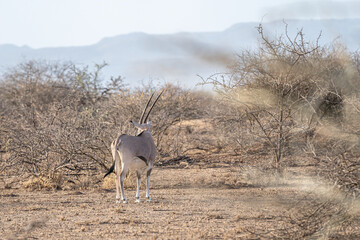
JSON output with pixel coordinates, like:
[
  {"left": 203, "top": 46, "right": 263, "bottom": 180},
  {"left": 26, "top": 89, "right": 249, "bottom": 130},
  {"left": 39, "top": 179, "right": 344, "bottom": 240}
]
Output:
[
  {"left": 2, "top": 154, "right": 359, "bottom": 239},
  {"left": 102, "top": 174, "right": 115, "bottom": 190},
  {"left": 1, "top": 28, "right": 360, "bottom": 239},
  {"left": 23, "top": 174, "right": 64, "bottom": 191}
]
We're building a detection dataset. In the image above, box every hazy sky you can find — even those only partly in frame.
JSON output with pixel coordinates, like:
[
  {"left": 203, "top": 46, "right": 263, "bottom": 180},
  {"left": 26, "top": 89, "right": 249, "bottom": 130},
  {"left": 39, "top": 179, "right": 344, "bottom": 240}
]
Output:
[{"left": 0, "top": 0, "right": 359, "bottom": 48}]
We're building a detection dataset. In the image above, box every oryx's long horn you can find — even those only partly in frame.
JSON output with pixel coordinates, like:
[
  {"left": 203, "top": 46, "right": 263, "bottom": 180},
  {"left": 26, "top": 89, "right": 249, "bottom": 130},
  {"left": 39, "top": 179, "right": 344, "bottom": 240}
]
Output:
[
  {"left": 144, "top": 89, "right": 164, "bottom": 123},
  {"left": 139, "top": 93, "right": 154, "bottom": 124}
]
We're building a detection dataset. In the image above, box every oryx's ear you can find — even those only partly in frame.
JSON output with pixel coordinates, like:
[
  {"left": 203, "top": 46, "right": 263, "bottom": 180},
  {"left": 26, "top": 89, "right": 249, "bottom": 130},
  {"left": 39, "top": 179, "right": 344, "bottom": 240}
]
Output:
[
  {"left": 130, "top": 120, "right": 140, "bottom": 128},
  {"left": 131, "top": 120, "right": 149, "bottom": 131}
]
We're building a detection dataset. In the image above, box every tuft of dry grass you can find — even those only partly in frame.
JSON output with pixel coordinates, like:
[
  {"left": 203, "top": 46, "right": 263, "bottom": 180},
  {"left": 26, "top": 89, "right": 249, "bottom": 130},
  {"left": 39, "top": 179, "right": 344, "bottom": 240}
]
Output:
[
  {"left": 102, "top": 174, "right": 115, "bottom": 190},
  {"left": 23, "top": 174, "right": 63, "bottom": 191}
]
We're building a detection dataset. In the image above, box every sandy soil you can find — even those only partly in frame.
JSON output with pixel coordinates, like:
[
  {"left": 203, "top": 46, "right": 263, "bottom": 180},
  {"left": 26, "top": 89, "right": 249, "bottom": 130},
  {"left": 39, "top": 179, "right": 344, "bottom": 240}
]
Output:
[{"left": 0, "top": 154, "right": 357, "bottom": 239}]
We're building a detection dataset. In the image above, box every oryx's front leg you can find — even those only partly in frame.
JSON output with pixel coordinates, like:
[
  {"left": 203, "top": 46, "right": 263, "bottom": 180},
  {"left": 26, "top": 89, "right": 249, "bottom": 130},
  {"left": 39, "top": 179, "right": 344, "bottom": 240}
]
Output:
[
  {"left": 135, "top": 170, "right": 141, "bottom": 203},
  {"left": 146, "top": 167, "right": 152, "bottom": 202}
]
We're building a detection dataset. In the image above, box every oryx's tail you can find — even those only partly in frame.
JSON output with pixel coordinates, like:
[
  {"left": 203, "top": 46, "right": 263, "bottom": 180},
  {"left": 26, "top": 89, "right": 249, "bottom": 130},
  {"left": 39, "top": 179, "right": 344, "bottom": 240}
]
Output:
[{"left": 103, "top": 162, "right": 114, "bottom": 178}]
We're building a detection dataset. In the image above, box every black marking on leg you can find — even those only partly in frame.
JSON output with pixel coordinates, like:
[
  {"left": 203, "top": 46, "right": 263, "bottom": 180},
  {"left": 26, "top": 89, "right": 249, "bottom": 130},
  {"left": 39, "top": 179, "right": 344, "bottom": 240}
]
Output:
[
  {"left": 136, "top": 171, "right": 141, "bottom": 179},
  {"left": 147, "top": 168, "right": 152, "bottom": 177},
  {"left": 137, "top": 156, "right": 148, "bottom": 165}
]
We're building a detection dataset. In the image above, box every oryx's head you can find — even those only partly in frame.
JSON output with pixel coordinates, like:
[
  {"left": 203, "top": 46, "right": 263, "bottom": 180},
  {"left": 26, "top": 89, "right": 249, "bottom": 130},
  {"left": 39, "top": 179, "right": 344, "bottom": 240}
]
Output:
[{"left": 132, "top": 90, "right": 163, "bottom": 135}]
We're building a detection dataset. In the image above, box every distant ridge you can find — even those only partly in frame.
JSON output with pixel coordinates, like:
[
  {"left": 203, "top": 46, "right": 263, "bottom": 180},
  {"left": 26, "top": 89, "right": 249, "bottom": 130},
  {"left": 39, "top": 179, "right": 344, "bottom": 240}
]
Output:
[{"left": 1, "top": 18, "right": 359, "bottom": 88}]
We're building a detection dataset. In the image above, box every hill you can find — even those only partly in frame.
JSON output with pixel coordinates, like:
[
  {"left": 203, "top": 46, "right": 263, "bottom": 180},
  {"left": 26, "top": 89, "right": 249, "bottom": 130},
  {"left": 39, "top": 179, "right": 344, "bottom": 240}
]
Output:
[{"left": 1, "top": 19, "right": 359, "bottom": 87}]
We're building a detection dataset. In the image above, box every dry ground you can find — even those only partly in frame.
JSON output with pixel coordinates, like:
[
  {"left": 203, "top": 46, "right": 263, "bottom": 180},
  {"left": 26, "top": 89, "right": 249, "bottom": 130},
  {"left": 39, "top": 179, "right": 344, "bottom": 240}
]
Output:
[{"left": 0, "top": 154, "right": 358, "bottom": 239}]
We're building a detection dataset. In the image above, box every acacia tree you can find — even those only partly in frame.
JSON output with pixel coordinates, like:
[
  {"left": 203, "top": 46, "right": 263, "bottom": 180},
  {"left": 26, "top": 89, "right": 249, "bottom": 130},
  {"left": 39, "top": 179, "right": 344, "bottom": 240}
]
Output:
[{"left": 202, "top": 23, "right": 343, "bottom": 173}]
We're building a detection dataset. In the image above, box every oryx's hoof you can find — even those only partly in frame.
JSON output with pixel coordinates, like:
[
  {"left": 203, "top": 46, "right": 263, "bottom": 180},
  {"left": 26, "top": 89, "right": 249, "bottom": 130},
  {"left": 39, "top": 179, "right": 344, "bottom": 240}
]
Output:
[
  {"left": 135, "top": 198, "right": 141, "bottom": 203},
  {"left": 146, "top": 198, "right": 152, "bottom": 203},
  {"left": 116, "top": 198, "right": 128, "bottom": 204}
]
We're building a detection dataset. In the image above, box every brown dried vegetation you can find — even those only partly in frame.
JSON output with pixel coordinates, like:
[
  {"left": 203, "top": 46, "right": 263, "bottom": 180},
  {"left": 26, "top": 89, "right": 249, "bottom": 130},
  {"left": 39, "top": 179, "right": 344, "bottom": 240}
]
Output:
[
  {"left": 1, "top": 23, "right": 360, "bottom": 239},
  {"left": 200, "top": 23, "right": 360, "bottom": 238}
]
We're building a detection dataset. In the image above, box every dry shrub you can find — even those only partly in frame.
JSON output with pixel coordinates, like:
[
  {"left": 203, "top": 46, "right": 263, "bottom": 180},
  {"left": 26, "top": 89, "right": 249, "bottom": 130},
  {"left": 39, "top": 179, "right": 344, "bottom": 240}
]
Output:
[
  {"left": 159, "top": 118, "right": 224, "bottom": 157},
  {"left": 242, "top": 172, "right": 360, "bottom": 239},
  {"left": 314, "top": 128, "right": 360, "bottom": 195},
  {"left": 200, "top": 22, "right": 360, "bottom": 238},
  {"left": 23, "top": 173, "right": 64, "bottom": 190},
  {"left": 299, "top": 176, "right": 357, "bottom": 238},
  {"left": 0, "top": 60, "right": 211, "bottom": 188},
  {"left": 246, "top": 199, "right": 360, "bottom": 239},
  {"left": 203, "top": 22, "right": 360, "bottom": 177},
  {"left": 0, "top": 61, "right": 122, "bottom": 179},
  {"left": 286, "top": 199, "right": 360, "bottom": 239},
  {"left": 102, "top": 174, "right": 115, "bottom": 190},
  {"left": 308, "top": 87, "right": 360, "bottom": 195}
]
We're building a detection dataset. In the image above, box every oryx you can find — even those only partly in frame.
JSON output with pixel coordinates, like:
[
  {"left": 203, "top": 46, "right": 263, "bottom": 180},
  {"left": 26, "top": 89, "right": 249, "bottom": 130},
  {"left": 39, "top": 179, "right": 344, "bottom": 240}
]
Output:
[{"left": 104, "top": 91, "right": 163, "bottom": 203}]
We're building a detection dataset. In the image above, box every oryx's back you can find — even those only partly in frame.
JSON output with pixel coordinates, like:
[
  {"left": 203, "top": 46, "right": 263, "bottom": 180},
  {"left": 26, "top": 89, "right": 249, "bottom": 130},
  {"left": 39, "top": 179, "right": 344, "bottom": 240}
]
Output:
[{"left": 117, "top": 131, "right": 157, "bottom": 162}]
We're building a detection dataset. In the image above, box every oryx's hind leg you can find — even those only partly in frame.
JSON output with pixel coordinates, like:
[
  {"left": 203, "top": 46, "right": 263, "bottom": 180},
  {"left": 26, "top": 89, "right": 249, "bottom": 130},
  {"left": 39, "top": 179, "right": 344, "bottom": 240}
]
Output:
[
  {"left": 146, "top": 166, "right": 152, "bottom": 202},
  {"left": 111, "top": 143, "right": 122, "bottom": 203},
  {"left": 115, "top": 168, "right": 121, "bottom": 203},
  {"left": 119, "top": 163, "right": 129, "bottom": 204},
  {"left": 135, "top": 170, "right": 141, "bottom": 203}
]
